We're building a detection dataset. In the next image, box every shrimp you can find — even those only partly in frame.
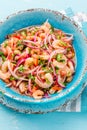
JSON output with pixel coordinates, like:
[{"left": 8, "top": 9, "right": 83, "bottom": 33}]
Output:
[
  {"left": 40, "top": 21, "right": 51, "bottom": 33},
  {"left": 0, "top": 70, "right": 11, "bottom": 80},
  {"left": 39, "top": 52, "right": 49, "bottom": 60},
  {"left": 67, "top": 60, "right": 75, "bottom": 73},
  {"left": 32, "top": 90, "right": 44, "bottom": 99},
  {"left": 6, "top": 46, "right": 12, "bottom": 54},
  {"left": 14, "top": 49, "right": 21, "bottom": 55},
  {"left": 66, "top": 76, "right": 73, "bottom": 82},
  {"left": 19, "top": 82, "right": 27, "bottom": 94},
  {"left": 24, "top": 58, "right": 34, "bottom": 68},
  {"left": 1, "top": 61, "right": 14, "bottom": 73},
  {"left": 35, "top": 73, "right": 53, "bottom": 88},
  {"left": 52, "top": 40, "right": 64, "bottom": 49},
  {"left": 1, "top": 46, "right": 8, "bottom": 55},
  {"left": 1, "top": 61, "right": 9, "bottom": 73},
  {"left": 53, "top": 54, "right": 67, "bottom": 69}
]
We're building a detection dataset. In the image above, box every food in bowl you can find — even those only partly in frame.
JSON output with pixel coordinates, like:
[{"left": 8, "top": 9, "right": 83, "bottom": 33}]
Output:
[{"left": 0, "top": 21, "right": 75, "bottom": 99}]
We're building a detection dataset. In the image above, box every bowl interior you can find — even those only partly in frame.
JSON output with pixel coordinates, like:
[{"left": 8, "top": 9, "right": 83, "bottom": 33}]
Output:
[{"left": 0, "top": 9, "right": 87, "bottom": 102}]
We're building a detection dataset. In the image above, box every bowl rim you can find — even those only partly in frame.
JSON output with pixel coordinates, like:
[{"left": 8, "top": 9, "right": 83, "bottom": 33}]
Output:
[{"left": 0, "top": 8, "right": 87, "bottom": 103}]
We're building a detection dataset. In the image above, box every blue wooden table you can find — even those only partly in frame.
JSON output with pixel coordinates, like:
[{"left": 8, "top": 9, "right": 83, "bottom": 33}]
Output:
[{"left": 0, "top": 0, "right": 87, "bottom": 130}]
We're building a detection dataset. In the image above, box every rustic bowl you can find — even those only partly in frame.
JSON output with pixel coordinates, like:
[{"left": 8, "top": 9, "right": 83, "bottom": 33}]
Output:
[{"left": 0, "top": 8, "right": 87, "bottom": 114}]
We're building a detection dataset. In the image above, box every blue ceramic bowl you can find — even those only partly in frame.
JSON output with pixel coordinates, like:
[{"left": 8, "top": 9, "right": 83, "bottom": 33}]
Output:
[{"left": 0, "top": 9, "right": 87, "bottom": 113}]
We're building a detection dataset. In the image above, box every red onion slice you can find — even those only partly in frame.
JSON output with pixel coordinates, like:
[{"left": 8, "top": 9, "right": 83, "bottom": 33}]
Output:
[
  {"left": 57, "top": 75, "right": 65, "bottom": 88},
  {"left": 28, "top": 79, "right": 32, "bottom": 92},
  {"left": 68, "top": 60, "right": 75, "bottom": 73},
  {"left": 8, "top": 60, "right": 28, "bottom": 81},
  {"left": 23, "top": 42, "right": 40, "bottom": 49},
  {"left": 48, "top": 35, "right": 53, "bottom": 47},
  {"left": 24, "top": 66, "right": 39, "bottom": 74}
]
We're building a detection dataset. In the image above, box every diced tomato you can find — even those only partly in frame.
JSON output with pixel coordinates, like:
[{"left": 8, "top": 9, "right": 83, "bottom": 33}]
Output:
[
  {"left": 34, "top": 58, "right": 38, "bottom": 66},
  {"left": 7, "top": 52, "right": 12, "bottom": 60},
  {"left": 52, "top": 85, "right": 62, "bottom": 91},
  {"left": 13, "top": 34, "right": 21, "bottom": 39},
  {"left": 32, "top": 86, "right": 38, "bottom": 93},
  {"left": 60, "top": 70, "right": 67, "bottom": 77}
]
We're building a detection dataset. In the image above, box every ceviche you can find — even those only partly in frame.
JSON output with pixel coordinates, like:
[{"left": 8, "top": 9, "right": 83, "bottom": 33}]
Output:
[{"left": 0, "top": 21, "right": 75, "bottom": 99}]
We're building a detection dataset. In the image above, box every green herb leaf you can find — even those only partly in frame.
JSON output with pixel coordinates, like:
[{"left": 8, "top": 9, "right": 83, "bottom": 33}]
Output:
[
  {"left": 21, "top": 31, "right": 27, "bottom": 36},
  {"left": 10, "top": 76, "right": 16, "bottom": 81},
  {"left": 4, "top": 42, "right": 8, "bottom": 48},
  {"left": 67, "top": 48, "right": 70, "bottom": 51},
  {"left": 2, "top": 55, "right": 6, "bottom": 61},
  {"left": 60, "top": 59, "right": 65, "bottom": 62},
  {"left": 0, "top": 52, "right": 6, "bottom": 61},
  {"left": 45, "top": 44, "right": 48, "bottom": 49},
  {"left": 39, "top": 60, "right": 46, "bottom": 65},
  {"left": 46, "top": 78, "right": 50, "bottom": 84},
  {"left": 60, "top": 41, "right": 67, "bottom": 46},
  {"left": 0, "top": 51, "right": 4, "bottom": 56},
  {"left": 47, "top": 68, "right": 53, "bottom": 73},
  {"left": 28, "top": 74, "right": 35, "bottom": 80},
  {"left": 63, "top": 82, "right": 67, "bottom": 86},
  {"left": 50, "top": 25, "right": 54, "bottom": 32},
  {"left": 18, "top": 65, "right": 24, "bottom": 72},
  {"left": 56, "top": 54, "right": 62, "bottom": 62},
  {"left": 57, "top": 35, "right": 61, "bottom": 39},
  {"left": 55, "top": 66, "right": 59, "bottom": 74},
  {"left": 17, "top": 40, "right": 22, "bottom": 46}
]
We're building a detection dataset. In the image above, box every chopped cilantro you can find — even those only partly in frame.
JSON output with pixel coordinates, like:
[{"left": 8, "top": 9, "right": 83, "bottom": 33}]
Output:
[
  {"left": 21, "top": 31, "right": 27, "bottom": 36},
  {"left": 55, "top": 66, "right": 59, "bottom": 74},
  {"left": 39, "top": 60, "right": 46, "bottom": 65},
  {"left": 17, "top": 40, "right": 22, "bottom": 46},
  {"left": 50, "top": 25, "right": 54, "bottom": 32},
  {"left": 0, "top": 51, "right": 4, "bottom": 56},
  {"left": 2, "top": 55, "right": 6, "bottom": 61},
  {"left": 63, "top": 82, "right": 67, "bottom": 86},
  {"left": 56, "top": 54, "right": 65, "bottom": 62},
  {"left": 60, "top": 41, "right": 67, "bottom": 46},
  {"left": 44, "top": 44, "right": 48, "bottom": 49},
  {"left": 18, "top": 65, "right": 24, "bottom": 72},
  {"left": 57, "top": 35, "right": 61, "bottom": 39},
  {"left": 60, "top": 59, "right": 65, "bottom": 62},
  {"left": 47, "top": 68, "right": 53, "bottom": 73},
  {"left": 4, "top": 41, "right": 8, "bottom": 48},
  {"left": 67, "top": 48, "right": 71, "bottom": 52},
  {"left": 46, "top": 78, "right": 50, "bottom": 84},
  {"left": 0, "top": 52, "right": 6, "bottom": 61},
  {"left": 10, "top": 76, "right": 16, "bottom": 81},
  {"left": 56, "top": 54, "right": 62, "bottom": 62},
  {"left": 28, "top": 74, "right": 35, "bottom": 80}
]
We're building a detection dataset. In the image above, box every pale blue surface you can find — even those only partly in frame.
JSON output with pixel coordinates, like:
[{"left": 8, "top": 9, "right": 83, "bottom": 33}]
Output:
[{"left": 0, "top": 0, "right": 87, "bottom": 130}]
